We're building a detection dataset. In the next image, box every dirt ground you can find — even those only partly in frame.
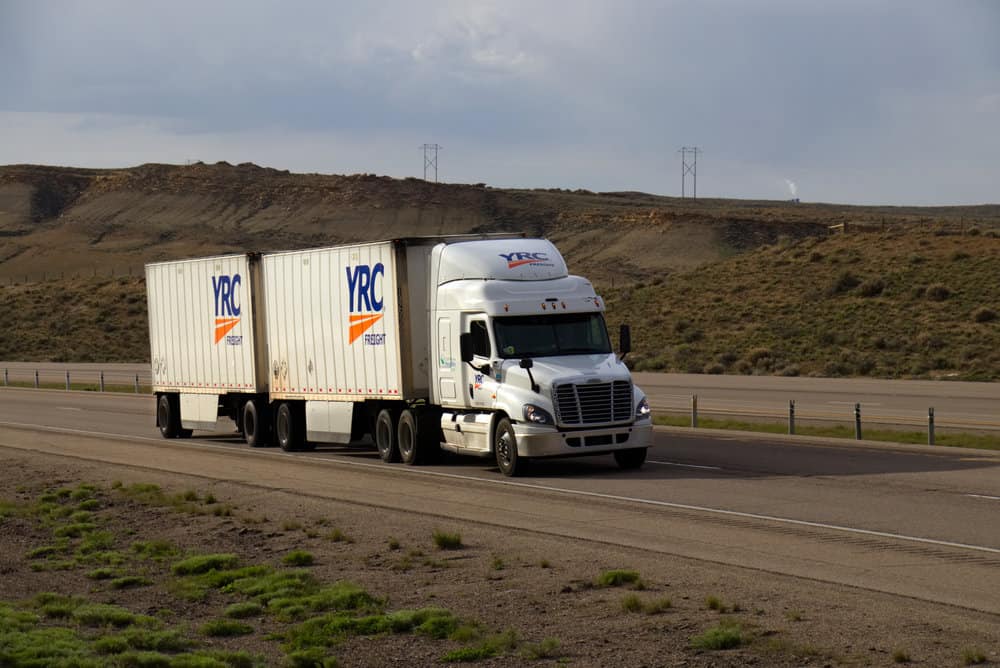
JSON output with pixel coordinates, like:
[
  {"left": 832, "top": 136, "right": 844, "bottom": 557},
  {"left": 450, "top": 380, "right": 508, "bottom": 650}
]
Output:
[{"left": 1, "top": 448, "right": 998, "bottom": 667}]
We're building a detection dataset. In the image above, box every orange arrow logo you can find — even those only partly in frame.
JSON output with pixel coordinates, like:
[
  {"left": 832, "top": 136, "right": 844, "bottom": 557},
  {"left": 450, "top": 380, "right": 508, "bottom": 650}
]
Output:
[
  {"left": 349, "top": 313, "right": 383, "bottom": 344},
  {"left": 214, "top": 317, "right": 240, "bottom": 343}
]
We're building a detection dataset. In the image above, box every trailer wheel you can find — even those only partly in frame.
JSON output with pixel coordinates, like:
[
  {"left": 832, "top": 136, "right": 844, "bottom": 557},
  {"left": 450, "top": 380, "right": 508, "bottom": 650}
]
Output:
[
  {"left": 494, "top": 417, "right": 524, "bottom": 477},
  {"left": 375, "top": 409, "right": 399, "bottom": 463},
  {"left": 613, "top": 447, "right": 647, "bottom": 470},
  {"left": 157, "top": 394, "right": 180, "bottom": 439},
  {"left": 398, "top": 409, "right": 420, "bottom": 465},
  {"left": 276, "top": 402, "right": 306, "bottom": 452},
  {"left": 243, "top": 398, "right": 272, "bottom": 448}
]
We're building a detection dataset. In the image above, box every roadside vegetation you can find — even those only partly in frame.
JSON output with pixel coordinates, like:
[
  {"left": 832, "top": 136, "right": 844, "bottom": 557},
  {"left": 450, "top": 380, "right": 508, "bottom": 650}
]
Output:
[
  {"left": 604, "top": 228, "right": 1000, "bottom": 381},
  {"left": 1, "top": 465, "right": 993, "bottom": 666},
  {"left": 654, "top": 414, "right": 1000, "bottom": 451}
]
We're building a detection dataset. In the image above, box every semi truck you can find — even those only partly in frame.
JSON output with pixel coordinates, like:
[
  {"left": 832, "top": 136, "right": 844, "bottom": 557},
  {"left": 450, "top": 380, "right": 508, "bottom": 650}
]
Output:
[{"left": 145, "top": 234, "right": 652, "bottom": 476}]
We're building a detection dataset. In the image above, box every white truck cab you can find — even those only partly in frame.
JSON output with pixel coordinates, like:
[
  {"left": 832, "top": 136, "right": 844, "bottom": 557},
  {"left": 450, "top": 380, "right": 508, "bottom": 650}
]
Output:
[{"left": 429, "top": 238, "right": 652, "bottom": 474}]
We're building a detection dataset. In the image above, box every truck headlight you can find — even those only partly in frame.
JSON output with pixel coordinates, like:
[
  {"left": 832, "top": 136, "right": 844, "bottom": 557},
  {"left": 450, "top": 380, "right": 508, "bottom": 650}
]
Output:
[
  {"left": 523, "top": 404, "right": 554, "bottom": 425},
  {"left": 636, "top": 397, "right": 651, "bottom": 419}
]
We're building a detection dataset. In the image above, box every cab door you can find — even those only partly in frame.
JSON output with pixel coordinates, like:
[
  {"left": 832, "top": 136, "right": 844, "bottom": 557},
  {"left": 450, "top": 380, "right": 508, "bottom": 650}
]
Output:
[{"left": 462, "top": 315, "right": 499, "bottom": 409}]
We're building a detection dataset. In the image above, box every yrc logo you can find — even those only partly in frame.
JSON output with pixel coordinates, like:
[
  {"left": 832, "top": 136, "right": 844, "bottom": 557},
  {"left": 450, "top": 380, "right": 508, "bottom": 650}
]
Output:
[
  {"left": 346, "top": 263, "right": 385, "bottom": 344},
  {"left": 499, "top": 251, "right": 550, "bottom": 269},
  {"left": 212, "top": 274, "right": 242, "bottom": 345}
]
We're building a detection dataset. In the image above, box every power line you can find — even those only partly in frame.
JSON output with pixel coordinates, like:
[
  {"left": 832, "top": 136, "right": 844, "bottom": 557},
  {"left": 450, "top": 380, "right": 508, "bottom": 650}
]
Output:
[
  {"left": 421, "top": 144, "right": 442, "bottom": 182},
  {"left": 678, "top": 146, "right": 702, "bottom": 199}
]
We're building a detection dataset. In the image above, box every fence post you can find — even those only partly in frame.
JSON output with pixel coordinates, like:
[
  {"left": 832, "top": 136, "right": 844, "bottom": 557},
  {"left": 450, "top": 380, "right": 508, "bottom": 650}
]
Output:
[
  {"left": 65, "top": 370, "right": 71, "bottom": 391},
  {"left": 788, "top": 399, "right": 795, "bottom": 435},
  {"left": 691, "top": 394, "right": 698, "bottom": 428},
  {"left": 134, "top": 374, "right": 139, "bottom": 394},
  {"left": 99, "top": 372, "right": 105, "bottom": 393},
  {"left": 3, "top": 368, "right": 7, "bottom": 386},
  {"left": 34, "top": 370, "right": 39, "bottom": 388},
  {"left": 928, "top": 407, "right": 935, "bottom": 446},
  {"left": 854, "top": 403, "right": 862, "bottom": 440}
]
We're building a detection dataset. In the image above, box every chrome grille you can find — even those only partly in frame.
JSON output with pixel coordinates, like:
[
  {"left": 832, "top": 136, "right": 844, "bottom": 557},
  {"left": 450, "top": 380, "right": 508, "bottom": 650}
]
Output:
[{"left": 553, "top": 381, "right": 633, "bottom": 426}]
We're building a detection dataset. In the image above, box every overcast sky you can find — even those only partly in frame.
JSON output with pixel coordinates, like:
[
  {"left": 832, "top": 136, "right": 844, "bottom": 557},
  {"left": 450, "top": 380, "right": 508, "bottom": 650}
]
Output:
[{"left": 1, "top": 1, "right": 998, "bottom": 205}]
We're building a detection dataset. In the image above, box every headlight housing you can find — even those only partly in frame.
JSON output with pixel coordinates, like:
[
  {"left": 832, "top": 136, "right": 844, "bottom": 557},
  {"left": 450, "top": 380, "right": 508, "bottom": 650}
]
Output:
[
  {"left": 523, "top": 404, "right": 554, "bottom": 425},
  {"left": 635, "top": 397, "right": 651, "bottom": 419}
]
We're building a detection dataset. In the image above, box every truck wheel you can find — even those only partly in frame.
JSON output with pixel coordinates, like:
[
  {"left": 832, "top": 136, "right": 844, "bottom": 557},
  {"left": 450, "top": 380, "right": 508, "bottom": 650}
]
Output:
[
  {"left": 375, "top": 409, "right": 399, "bottom": 463},
  {"left": 614, "top": 447, "right": 647, "bottom": 470},
  {"left": 243, "top": 398, "right": 272, "bottom": 448},
  {"left": 494, "top": 417, "right": 524, "bottom": 477},
  {"left": 157, "top": 394, "right": 180, "bottom": 439},
  {"left": 276, "top": 402, "right": 305, "bottom": 452},
  {"left": 398, "top": 409, "right": 421, "bottom": 465}
]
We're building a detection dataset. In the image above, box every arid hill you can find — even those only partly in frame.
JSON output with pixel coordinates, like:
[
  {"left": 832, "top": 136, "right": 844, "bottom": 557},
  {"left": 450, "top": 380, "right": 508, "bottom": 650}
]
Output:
[
  {"left": 2, "top": 162, "right": 999, "bottom": 377},
  {"left": 5, "top": 161, "right": 998, "bottom": 286}
]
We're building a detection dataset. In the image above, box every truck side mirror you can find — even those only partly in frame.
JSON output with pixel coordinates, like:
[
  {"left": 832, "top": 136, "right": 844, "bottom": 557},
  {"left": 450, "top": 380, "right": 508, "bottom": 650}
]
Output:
[
  {"left": 459, "top": 333, "right": 474, "bottom": 363},
  {"left": 619, "top": 324, "right": 631, "bottom": 355},
  {"left": 519, "top": 358, "right": 539, "bottom": 393},
  {"left": 519, "top": 358, "right": 533, "bottom": 369}
]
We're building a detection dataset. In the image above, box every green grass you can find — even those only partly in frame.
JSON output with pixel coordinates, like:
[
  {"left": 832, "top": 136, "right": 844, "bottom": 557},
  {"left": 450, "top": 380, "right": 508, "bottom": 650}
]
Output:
[
  {"left": 962, "top": 648, "right": 988, "bottom": 665},
  {"left": 131, "top": 539, "right": 180, "bottom": 561},
  {"left": 73, "top": 603, "right": 147, "bottom": 628},
  {"left": 432, "top": 530, "right": 463, "bottom": 550},
  {"left": 595, "top": 569, "right": 642, "bottom": 587},
  {"left": 110, "top": 575, "right": 152, "bottom": 590},
  {"left": 326, "top": 528, "right": 353, "bottom": 543},
  {"left": 200, "top": 619, "right": 254, "bottom": 637},
  {"left": 440, "top": 629, "right": 519, "bottom": 663},
  {"left": 893, "top": 648, "right": 912, "bottom": 663},
  {"left": 223, "top": 602, "right": 264, "bottom": 619},
  {"left": 520, "top": 637, "right": 562, "bottom": 660},
  {"left": 623, "top": 593, "right": 672, "bottom": 614},
  {"left": 283, "top": 550, "right": 315, "bottom": 567},
  {"left": 171, "top": 553, "right": 240, "bottom": 576},
  {"left": 691, "top": 621, "right": 745, "bottom": 650},
  {"left": 655, "top": 414, "right": 1000, "bottom": 451}
]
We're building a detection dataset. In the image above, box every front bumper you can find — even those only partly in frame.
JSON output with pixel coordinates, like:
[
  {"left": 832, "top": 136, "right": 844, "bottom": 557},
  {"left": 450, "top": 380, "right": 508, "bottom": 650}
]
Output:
[{"left": 513, "top": 420, "right": 653, "bottom": 458}]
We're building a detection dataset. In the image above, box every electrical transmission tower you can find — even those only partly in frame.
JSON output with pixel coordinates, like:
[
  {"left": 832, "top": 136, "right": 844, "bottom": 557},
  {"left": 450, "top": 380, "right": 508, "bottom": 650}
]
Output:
[
  {"left": 421, "top": 144, "right": 442, "bottom": 182},
  {"left": 678, "top": 146, "right": 702, "bottom": 198}
]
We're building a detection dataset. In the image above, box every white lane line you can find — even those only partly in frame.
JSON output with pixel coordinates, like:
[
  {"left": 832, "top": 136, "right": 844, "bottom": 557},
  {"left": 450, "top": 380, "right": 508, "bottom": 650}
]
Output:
[
  {"left": 57, "top": 407, "right": 83, "bottom": 412},
  {"left": 649, "top": 460, "right": 723, "bottom": 471},
  {"left": 3, "top": 420, "right": 1000, "bottom": 557},
  {"left": 965, "top": 494, "right": 1000, "bottom": 501}
]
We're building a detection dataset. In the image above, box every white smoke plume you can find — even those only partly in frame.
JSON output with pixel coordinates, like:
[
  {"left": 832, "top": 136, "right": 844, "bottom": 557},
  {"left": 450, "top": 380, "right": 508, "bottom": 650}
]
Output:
[{"left": 784, "top": 179, "right": 798, "bottom": 198}]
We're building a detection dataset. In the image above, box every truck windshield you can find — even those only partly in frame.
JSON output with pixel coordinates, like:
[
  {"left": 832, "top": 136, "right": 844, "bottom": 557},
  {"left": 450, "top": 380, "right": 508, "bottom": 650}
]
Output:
[{"left": 493, "top": 312, "right": 612, "bottom": 358}]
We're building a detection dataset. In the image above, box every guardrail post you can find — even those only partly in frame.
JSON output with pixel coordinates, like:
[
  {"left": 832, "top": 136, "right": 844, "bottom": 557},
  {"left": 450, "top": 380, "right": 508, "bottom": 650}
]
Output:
[
  {"left": 134, "top": 374, "right": 140, "bottom": 394},
  {"left": 928, "top": 407, "right": 935, "bottom": 446},
  {"left": 691, "top": 394, "right": 698, "bottom": 428},
  {"left": 34, "top": 370, "right": 39, "bottom": 389},
  {"left": 99, "top": 371, "right": 105, "bottom": 393},
  {"left": 788, "top": 399, "right": 795, "bottom": 435},
  {"left": 854, "top": 402, "right": 862, "bottom": 440},
  {"left": 65, "top": 370, "right": 71, "bottom": 391}
]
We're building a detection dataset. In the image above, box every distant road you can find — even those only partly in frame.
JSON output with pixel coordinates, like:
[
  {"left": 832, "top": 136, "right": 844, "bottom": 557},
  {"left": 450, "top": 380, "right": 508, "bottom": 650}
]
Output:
[{"left": 1, "top": 362, "right": 997, "bottom": 430}]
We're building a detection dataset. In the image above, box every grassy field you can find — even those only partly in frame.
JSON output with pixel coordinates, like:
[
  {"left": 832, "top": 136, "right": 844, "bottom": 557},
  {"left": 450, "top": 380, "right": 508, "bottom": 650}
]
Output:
[
  {"left": 3, "top": 227, "right": 1000, "bottom": 384},
  {"left": 603, "top": 227, "right": 1000, "bottom": 380}
]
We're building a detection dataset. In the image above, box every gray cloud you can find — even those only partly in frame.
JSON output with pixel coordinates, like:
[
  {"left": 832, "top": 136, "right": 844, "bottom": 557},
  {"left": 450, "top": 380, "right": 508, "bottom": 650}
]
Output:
[{"left": 1, "top": 0, "right": 998, "bottom": 204}]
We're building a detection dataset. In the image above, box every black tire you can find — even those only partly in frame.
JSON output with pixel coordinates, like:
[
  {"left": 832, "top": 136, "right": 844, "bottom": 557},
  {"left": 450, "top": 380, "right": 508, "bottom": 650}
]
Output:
[
  {"left": 375, "top": 408, "right": 399, "bottom": 463},
  {"left": 157, "top": 394, "right": 180, "bottom": 439},
  {"left": 276, "top": 402, "right": 306, "bottom": 452},
  {"left": 398, "top": 409, "right": 420, "bottom": 465},
  {"left": 614, "top": 447, "right": 647, "bottom": 470},
  {"left": 243, "top": 398, "right": 272, "bottom": 448},
  {"left": 494, "top": 417, "right": 524, "bottom": 477}
]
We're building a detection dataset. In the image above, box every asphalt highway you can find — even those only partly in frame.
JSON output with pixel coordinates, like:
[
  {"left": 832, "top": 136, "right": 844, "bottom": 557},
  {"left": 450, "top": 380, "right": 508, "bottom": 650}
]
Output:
[
  {"left": 2, "top": 386, "right": 999, "bottom": 614},
  {"left": 4, "top": 363, "right": 1000, "bottom": 429}
]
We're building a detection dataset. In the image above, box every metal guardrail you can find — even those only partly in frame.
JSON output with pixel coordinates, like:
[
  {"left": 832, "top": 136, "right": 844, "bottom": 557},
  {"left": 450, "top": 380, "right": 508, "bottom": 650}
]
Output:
[
  {"left": 650, "top": 395, "right": 1000, "bottom": 445},
  {"left": 2, "top": 367, "right": 152, "bottom": 393}
]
